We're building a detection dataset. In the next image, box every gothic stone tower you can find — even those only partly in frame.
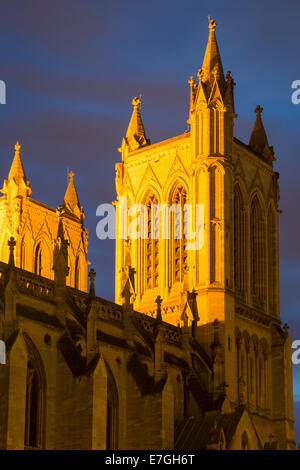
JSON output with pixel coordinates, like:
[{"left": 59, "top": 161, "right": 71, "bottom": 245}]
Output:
[
  {"left": 115, "top": 20, "right": 294, "bottom": 448},
  {"left": 0, "top": 142, "right": 89, "bottom": 291}
]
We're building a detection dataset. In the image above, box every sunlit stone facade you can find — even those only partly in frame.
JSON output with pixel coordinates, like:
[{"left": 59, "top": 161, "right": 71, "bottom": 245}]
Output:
[
  {"left": 0, "top": 143, "right": 88, "bottom": 291},
  {"left": 0, "top": 20, "right": 295, "bottom": 450}
]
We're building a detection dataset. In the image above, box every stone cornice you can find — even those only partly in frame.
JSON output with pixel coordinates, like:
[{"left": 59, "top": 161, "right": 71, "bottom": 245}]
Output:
[{"left": 235, "top": 302, "right": 281, "bottom": 327}]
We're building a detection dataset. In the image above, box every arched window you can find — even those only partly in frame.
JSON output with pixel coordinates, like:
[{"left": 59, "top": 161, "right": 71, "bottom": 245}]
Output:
[
  {"left": 170, "top": 183, "right": 187, "bottom": 284},
  {"left": 258, "top": 340, "right": 268, "bottom": 409},
  {"left": 258, "top": 359, "right": 263, "bottom": 399},
  {"left": 74, "top": 256, "right": 80, "bottom": 290},
  {"left": 267, "top": 206, "right": 276, "bottom": 314},
  {"left": 106, "top": 364, "right": 119, "bottom": 450},
  {"left": 209, "top": 165, "right": 222, "bottom": 283},
  {"left": 34, "top": 243, "right": 43, "bottom": 276},
  {"left": 234, "top": 185, "right": 245, "bottom": 297},
  {"left": 250, "top": 358, "right": 254, "bottom": 394},
  {"left": 235, "top": 327, "right": 242, "bottom": 399},
  {"left": 20, "top": 237, "right": 26, "bottom": 270},
  {"left": 241, "top": 354, "right": 245, "bottom": 378},
  {"left": 24, "top": 334, "right": 46, "bottom": 450},
  {"left": 145, "top": 193, "right": 159, "bottom": 290},
  {"left": 250, "top": 196, "right": 265, "bottom": 304}
]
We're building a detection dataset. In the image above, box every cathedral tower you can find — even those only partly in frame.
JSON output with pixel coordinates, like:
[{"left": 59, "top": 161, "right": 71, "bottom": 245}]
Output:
[{"left": 115, "top": 20, "right": 294, "bottom": 448}]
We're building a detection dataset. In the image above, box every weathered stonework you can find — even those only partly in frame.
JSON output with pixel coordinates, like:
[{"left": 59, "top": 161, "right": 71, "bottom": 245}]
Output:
[{"left": 0, "top": 19, "right": 295, "bottom": 450}]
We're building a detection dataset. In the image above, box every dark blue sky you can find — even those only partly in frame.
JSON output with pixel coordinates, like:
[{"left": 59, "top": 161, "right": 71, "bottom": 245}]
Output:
[{"left": 0, "top": 0, "right": 300, "bottom": 444}]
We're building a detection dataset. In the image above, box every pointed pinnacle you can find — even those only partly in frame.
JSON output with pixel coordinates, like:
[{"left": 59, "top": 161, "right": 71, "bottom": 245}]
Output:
[
  {"left": 201, "top": 18, "right": 225, "bottom": 89},
  {"left": 8, "top": 141, "right": 27, "bottom": 184}
]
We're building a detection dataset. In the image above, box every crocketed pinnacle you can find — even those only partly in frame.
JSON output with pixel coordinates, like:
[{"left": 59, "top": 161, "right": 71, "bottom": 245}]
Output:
[
  {"left": 63, "top": 170, "right": 81, "bottom": 215},
  {"left": 249, "top": 105, "right": 269, "bottom": 154},
  {"left": 125, "top": 97, "right": 149, "bottom": 149},
  {"left": 8, "top": 141, "right": 27, "bottom": 184},
  {"left": 200, "top": 19, "right": 225, "bottom": 90}
]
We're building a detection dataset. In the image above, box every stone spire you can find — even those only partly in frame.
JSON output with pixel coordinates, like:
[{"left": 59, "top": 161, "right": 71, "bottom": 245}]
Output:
[
  {"left": 249, "top": 105, "right": 269, "bottom": 153},
  {"left": 1, "top": 142, "right": 32, "bottom": 199},
  {"left": 63, "top": 170, "right": 83, "bottom": 219},
  {"left": 249, "top": 106, "right": 274, "bottom": 163},
  {"left": 125, "top": 97, "right": 150, "bottom": 151},
  {"left": 200, "top": 19, "right": 225, "bottom": 92},
  {"left": 8, "top": 142, "right": 27, "bottom": 184}
]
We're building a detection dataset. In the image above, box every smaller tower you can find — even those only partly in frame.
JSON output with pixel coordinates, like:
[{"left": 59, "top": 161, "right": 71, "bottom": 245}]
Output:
[
  {"left": 0, "top": 142, "right": 31, "bottom": 263},
  {"left": 0, "top": 146, "right": 89, "bottom": 291}
]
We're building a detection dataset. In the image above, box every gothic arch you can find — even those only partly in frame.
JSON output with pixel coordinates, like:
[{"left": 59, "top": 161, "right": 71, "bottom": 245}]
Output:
[
  {"left": 105, "top": 362, "right": 119, "bottom": 450},
  {"left": 136, "top": 183, "right": 161, "bottom": 206},
  {"left": 235, "top": 326, "right": 243, "bottom": 401},
  {"left": 73, "top": 249, "right": 86, "bottom": 291},
  {"left": 242, "top": 330, "right": 250, "bottom": 352},
  {"left": 33, "top": 234, "right": 52, "bottom": 279},
  {"left": 249, "top": 188, "right": 266, "bottom": 213},
  {"left": 19, "top": 229, "right": 33, "bottom": 271},
  {"left": 0, "top": 227, "right": 12, "bottom": 264},
  {"left": 252, "top": 334, "right": 259, "bottom": 355},
  {"left": 233, "top": 175, "right": 248, "bottom": 202},
  {"left": 23, "top": 333, "right": 46, "bottom": 450},
  {"left": 234, "top": 183, "right": 246, "bottom": 298},
  {"left": 250, "top": 193, "right": 266, "bottom": 305},
  {"left": 267, "top": 201, "right": 277, "bottom": 315},
  {"left": 142, "top": 190, "right": 159, "bottom": 292},
  {"left": 257, "top": 339, "right": 268, "bottom": 410},
  {"left": 208, "top": 160, "right": 226, "bottom": 175},
  {"left": 209, "top": 163, "right": 224, "bottom": 284},
  {"left": 166, "top": 180, "right": 189, "bottom": 286},
  {"left": 259, "top": 337, "right": 269, "bottom": 358},
  {"left": 163, "top": 174, "right": 190, "bottom": 203},
  {"left": 193, "top": 161, "right": 208, "bottom": 177},
  {"left": 235, "top": 326, "right": 242, "bottom": 345},
  {"left": 208, "top": 162, "right": 224, "bottom": 216}
]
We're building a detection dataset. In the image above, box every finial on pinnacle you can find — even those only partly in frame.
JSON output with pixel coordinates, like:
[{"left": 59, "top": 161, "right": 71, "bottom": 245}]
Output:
[
  {"left": 14, "top": 141, "right": 21, "bottom": 153},
  {"left": 132, "top": 96, "right": 141, "bottom": 108},
  {"left": 283, "top": 323, "right": 289, "bottom": 334},
  {"left": 255, "top": 105, "right": 263, "bottom": 115},
  {"left": 69, "top": 170, "right": 74, "bottom": 181},
  {"left": 89, "top": 268, "right": 96, "bottom": 282},
  {"left": 208, "top": 18, "right": 216, "bottom": 31}
]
